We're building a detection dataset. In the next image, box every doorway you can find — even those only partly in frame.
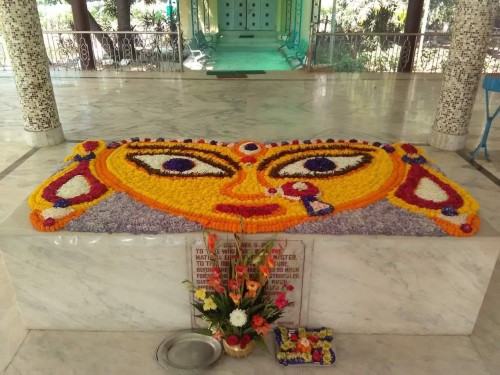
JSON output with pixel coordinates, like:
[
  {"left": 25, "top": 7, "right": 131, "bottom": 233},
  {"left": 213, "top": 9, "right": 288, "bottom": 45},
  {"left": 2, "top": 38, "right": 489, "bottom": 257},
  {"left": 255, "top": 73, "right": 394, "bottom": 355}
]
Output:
[{"left": 218, "top": 0, "right": 277, "bottom": 31}]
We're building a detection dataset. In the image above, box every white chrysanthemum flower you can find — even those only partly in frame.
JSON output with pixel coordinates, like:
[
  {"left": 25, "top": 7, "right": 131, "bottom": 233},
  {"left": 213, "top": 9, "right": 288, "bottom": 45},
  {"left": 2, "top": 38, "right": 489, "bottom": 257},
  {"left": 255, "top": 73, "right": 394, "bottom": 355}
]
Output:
[{"left": 229, "top": 308, "right": 247, "bottom": 327}]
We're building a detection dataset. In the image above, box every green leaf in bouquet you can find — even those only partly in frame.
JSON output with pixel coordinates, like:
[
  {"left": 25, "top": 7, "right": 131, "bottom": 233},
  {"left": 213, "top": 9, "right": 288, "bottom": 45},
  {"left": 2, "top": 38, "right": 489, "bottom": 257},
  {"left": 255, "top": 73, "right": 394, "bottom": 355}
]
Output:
[{"left": 245, "top": 302, "right": 266, "bottom": 315}]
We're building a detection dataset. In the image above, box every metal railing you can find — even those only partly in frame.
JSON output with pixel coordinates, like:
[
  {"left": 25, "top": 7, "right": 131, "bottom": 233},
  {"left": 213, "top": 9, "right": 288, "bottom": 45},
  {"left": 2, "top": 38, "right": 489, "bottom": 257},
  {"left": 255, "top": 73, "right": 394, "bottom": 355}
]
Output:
[
  {"left": 41, "top": 31, "right": 184, "bottom": 72},
  {"left": 309, "top": 32, "right": 500, "bottom": 73},
  {"left": 3, "top": 30, "right": 500, "bottom": 74}
]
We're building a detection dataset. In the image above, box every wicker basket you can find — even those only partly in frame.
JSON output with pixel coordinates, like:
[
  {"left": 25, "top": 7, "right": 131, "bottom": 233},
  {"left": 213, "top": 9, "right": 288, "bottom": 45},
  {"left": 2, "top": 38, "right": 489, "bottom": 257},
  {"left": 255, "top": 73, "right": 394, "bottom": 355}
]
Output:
[{"left": 222, "top": 339, "right": 255, "bottom": 358}]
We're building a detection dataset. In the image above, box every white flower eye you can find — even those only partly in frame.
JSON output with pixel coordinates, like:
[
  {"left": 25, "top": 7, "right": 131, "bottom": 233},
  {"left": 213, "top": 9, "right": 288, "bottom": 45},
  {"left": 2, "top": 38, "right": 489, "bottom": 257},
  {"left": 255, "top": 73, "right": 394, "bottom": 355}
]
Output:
[
  {"left": 271, "top": 154, "right": 371, "bottom": 178},
  {"left": 129, "top": 154, "right": 235, "bottom": 177}
]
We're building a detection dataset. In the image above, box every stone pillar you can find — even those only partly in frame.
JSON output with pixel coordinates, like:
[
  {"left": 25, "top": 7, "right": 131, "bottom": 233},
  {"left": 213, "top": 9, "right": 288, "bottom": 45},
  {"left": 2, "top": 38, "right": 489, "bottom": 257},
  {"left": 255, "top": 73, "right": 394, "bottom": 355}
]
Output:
[
  {"left": 429, "top": 0, "right": 497, "bottom": 151},
  {"left": 0, "top": 0, "right": 65, "bottom": 147}
]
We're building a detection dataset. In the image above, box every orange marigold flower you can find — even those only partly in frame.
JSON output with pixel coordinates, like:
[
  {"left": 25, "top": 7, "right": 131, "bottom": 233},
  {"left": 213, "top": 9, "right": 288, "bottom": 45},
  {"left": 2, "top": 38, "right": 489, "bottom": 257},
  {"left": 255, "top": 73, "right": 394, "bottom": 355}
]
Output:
[
  {"left": 206, "top": 233, "right": 218, "bottom": 254},
  {"left": 297, "top": 337, "right": 311, "bottom": 353}
]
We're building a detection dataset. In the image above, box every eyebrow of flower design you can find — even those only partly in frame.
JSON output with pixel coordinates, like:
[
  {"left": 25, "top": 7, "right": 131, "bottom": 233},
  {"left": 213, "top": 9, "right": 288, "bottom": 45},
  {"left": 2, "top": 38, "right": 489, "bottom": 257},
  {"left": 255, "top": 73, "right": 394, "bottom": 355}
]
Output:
[
  {"left": 128, "top": 144, "right": 241, "bottom": 167},
  {"left": 126, "top": 151, "right": 239, "bottom": 177}
]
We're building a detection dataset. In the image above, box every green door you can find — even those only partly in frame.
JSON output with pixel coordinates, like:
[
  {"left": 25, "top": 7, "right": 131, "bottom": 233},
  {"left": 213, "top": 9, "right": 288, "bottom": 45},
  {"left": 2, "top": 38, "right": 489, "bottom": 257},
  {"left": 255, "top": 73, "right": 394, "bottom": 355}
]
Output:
[{"left": 219, "top": 0, "right": 277, "bottom": 31}]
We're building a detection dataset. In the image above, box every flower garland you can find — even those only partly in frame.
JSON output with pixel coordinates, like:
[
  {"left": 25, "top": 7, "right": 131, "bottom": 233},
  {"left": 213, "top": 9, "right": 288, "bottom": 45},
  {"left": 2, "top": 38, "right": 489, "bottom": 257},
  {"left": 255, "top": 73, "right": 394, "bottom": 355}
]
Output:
[
  {"left": 28, "top": 138, "right": 480, "bottom": 236},
  {"left": 274, "top": 327, "right": 335, "bottom": 366}
]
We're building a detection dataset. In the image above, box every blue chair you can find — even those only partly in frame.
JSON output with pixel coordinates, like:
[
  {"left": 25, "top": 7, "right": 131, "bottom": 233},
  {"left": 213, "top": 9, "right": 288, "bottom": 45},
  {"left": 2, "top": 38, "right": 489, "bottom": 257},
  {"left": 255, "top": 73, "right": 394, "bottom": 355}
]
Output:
[{"left": 471, "top": 74, "right": 500, "bottom": 161}]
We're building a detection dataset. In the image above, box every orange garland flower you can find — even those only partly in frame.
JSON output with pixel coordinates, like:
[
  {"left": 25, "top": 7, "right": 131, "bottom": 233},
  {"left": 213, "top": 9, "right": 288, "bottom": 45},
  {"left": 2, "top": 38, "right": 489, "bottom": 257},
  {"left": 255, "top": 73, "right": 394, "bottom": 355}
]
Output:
[{"left": 29, "top": 139, "right": 480, "bottom": 237}]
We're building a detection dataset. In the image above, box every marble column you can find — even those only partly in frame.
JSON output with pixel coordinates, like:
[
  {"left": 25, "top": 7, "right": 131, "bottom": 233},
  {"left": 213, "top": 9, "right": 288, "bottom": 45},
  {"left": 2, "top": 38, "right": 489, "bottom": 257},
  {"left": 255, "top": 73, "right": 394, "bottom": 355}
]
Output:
[
  {"left": 0, "top": 0, "right": 65, "bottom": 147},
  {"left": 429, "top": 0, "right": 497, "bottom": 151}
]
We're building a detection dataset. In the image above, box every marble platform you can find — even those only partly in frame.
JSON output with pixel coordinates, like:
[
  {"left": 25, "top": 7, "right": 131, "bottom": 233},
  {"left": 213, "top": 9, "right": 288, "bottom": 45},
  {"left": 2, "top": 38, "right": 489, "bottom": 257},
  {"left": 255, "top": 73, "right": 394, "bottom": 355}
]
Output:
[
  {"left": 1, "top": 200, "right": 498, "bottom": 336},
  {"left": 2, "top": 72, "right": 500, "bottom": 373}
]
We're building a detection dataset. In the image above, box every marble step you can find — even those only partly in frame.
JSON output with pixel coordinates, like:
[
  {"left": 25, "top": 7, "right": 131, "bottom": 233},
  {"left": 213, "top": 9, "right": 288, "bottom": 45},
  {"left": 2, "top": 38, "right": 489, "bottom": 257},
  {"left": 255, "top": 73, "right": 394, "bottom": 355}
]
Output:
[{"left": 216, "top": 31, "right": 280, "bottom": 51}]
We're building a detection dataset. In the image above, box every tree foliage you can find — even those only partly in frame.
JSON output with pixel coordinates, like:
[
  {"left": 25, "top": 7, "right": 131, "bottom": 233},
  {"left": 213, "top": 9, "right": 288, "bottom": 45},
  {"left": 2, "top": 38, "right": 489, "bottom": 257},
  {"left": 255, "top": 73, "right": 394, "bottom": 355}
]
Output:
[
  {"left": 335, "top": 0, "right": 408, "bottom": 33},
  {"left": 428, "top": 0, "right": 456, "bottom": 31},
  {"left": 321, "top": 0, "right": 458, "bottom": 34}
]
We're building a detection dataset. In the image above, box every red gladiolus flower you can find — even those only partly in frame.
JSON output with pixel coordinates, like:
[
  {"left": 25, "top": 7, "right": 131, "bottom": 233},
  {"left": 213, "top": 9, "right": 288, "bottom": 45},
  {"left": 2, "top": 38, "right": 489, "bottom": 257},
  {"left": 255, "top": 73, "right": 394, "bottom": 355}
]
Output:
[
  {"left": 275, "top": 292, "right": 288, "bottom": 310},
  {"left": 226, "top": 335, "right": 239, "bottom": 346},
  {"left": 245, "top": 280, "right": 260, "bottom": 298},
  {"left": 267, "top": 256, "right": 275, "bottom": 268},
  {"left": 229, "top": 292, "right": 242, "bottom": 305},
  {"left": 211, "top": 267, "right": 221, "bottom": 276},
  {"left": 207, "top": 233, "right": 218, "bottom": 254},
  {"left": 214, "top": 284, "right": 225, "bottom": 293},
  {"left": 255, "top": 322, "right": 270, "bottom": 336},
  {"left": 212, "top": 330, "right": 222, "bottom": 341},
  {"left": 239, "top": 334, "right": 251, "bottom": 349},
  {"left": 228, "top": 278, "right": 240, "bottom": 291},
  {"left": 236, "top": 274, "right": 245, "bottom": 285},
  {"left": 259, "top": 265, "right": 270, "bottom": 279},
  {"left": 208, "top": 275, "right": 225, "bottom": 293},
  {"left": 251, "top": 314, "right": 265, "bottom": 328},
  {"left": 235, "top": 265, "right": 248, "bottom": 275}
]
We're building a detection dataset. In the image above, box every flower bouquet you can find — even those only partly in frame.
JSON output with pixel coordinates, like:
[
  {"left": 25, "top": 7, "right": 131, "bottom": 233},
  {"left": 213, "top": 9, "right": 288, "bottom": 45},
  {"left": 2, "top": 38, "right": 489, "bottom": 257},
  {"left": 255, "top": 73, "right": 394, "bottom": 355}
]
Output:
[{"left": 184, "top": 231, "right": 293, "bottom": 357}]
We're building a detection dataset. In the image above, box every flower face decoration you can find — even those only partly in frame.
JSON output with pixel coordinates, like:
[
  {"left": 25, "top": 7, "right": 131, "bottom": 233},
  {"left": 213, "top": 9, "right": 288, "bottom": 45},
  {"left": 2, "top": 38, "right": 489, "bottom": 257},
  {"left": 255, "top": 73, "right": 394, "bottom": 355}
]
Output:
[{"left": 28, "top": 139, "right": 480, "bottom": 236}]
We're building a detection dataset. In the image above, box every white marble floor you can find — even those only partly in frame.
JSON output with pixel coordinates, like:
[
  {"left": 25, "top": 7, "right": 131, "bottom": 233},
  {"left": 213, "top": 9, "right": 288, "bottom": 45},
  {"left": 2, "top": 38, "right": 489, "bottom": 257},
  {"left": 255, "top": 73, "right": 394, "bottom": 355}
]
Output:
[{"left": 0, "top": 71, "right": 499, "bottom": 374}]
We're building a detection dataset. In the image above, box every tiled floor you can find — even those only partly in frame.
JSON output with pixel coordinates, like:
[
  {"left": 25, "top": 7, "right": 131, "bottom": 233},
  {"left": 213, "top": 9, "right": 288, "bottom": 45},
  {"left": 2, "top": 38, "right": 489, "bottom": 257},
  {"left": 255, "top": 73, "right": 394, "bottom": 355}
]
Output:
[{"left": 0, "top": 71, "right": 499, "bottom": 374}]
